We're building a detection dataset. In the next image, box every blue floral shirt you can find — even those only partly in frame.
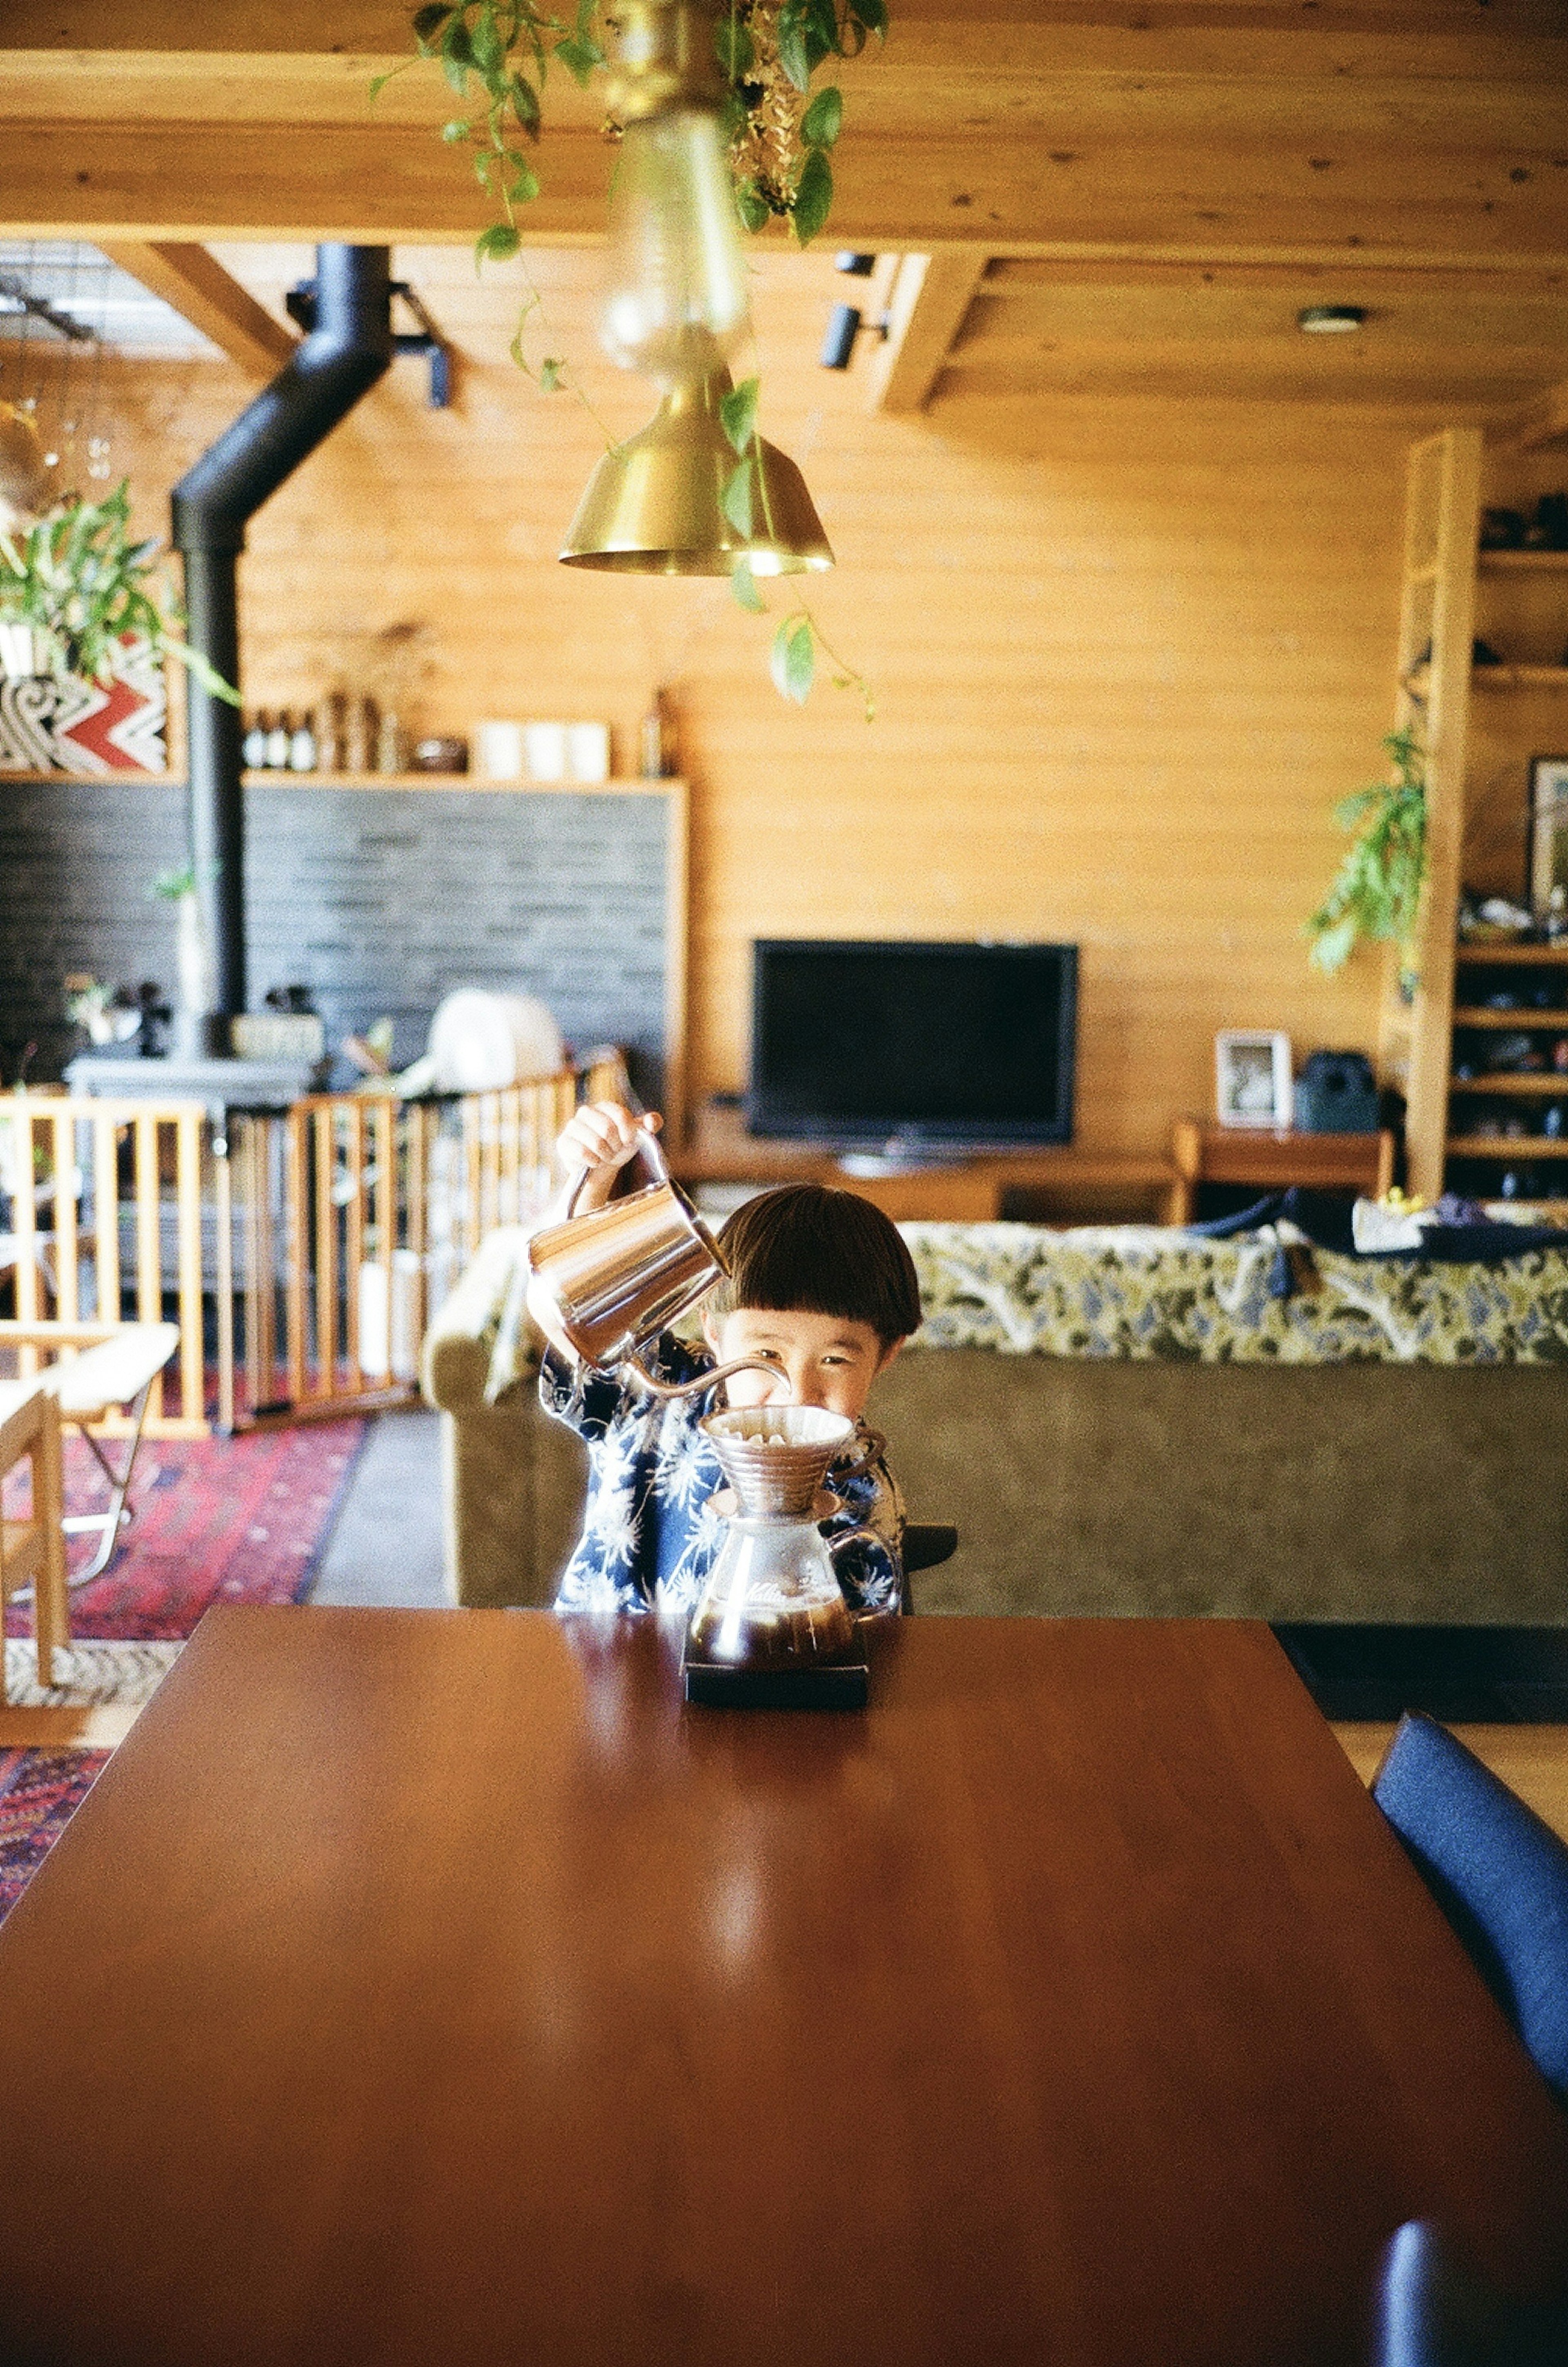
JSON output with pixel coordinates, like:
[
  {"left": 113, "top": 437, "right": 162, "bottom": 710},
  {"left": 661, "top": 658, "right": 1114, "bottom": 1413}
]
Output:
[{"left": 540, "top": 1334, "right": 905, "bottom": 1619}]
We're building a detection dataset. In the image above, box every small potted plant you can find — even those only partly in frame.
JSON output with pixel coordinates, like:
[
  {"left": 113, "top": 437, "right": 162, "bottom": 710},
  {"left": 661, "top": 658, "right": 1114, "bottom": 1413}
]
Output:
[
  {"left": 1306, "top": 727, "right": 1428, "bottom": 992},
  {"left": 0, "top": 479, "right": 236, "bottom": 700}
]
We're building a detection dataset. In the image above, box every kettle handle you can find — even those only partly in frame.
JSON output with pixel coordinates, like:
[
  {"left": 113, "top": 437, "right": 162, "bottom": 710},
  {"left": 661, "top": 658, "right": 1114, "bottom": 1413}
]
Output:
[{"left": 563, "top": 1121, "right": 670, "bottom": 1220}]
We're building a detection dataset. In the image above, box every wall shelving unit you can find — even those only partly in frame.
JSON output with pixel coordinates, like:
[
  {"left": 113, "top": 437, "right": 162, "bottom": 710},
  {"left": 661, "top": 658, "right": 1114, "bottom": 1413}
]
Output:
[{"left": 1386, "top": 429, "right": 1568, "bottom": 1205}]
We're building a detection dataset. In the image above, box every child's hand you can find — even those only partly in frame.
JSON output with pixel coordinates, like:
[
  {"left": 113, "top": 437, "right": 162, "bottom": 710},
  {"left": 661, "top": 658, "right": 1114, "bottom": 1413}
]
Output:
[{"left": 556, "top": 1102, "right": 662, "bottom": 1211}]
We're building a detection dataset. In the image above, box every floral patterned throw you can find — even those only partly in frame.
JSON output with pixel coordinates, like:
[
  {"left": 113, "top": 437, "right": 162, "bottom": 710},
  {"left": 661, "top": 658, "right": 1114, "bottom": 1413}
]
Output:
[{"left": 900, "top": 1223, "right": 1568, "bottom": 1365}]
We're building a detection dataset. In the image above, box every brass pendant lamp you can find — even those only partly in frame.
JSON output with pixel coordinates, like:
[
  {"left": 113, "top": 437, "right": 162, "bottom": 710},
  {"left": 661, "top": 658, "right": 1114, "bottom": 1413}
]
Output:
[
  {"left": 561, "top": 354, "right": 831, "bottom": 576},
  {"left": 559, "top": 0, "right": 833, "bottom": 578}
]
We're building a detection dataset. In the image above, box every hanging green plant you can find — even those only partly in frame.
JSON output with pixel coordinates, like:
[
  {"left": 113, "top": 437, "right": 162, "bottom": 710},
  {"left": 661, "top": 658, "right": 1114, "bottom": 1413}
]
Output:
[
  {"left": 1306, "top": 727, "right": 1428, "bottom": 987},
  {"left": 382, "top": 2, "right": 883, "bottom": 250},
  {"left": 381, "top": 1, "right": 887, "bottom": 711},
  {"left": 0, "top": 481, "right": 238, "bottom": 702}
]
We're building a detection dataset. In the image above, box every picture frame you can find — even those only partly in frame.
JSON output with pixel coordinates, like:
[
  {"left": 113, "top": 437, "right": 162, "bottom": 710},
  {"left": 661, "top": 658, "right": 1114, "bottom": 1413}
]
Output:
[
  {"left": 1528, "top": 755, "right": 1568, "bottom": 919},
  {"left": 1215, "top": 1031, "right": 1293, "bottom": 1129}
]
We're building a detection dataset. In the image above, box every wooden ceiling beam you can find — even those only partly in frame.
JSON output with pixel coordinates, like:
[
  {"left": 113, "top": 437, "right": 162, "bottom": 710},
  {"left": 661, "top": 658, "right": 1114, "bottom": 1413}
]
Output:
[
  {"left": 6, "top": 120, "right": 1568, "bottom": 267},
  {"left": 5, "top": 0, "right": 1568, "bottom": 49},
  {"left": 96, "top": 241, "right": 297, "bottom": 375},
  {"left": 864, "top": 253, "right": 990, "bottom": 413},
  {"left": 1492, "top": 376, "right": 1568, "bottom": 452}
]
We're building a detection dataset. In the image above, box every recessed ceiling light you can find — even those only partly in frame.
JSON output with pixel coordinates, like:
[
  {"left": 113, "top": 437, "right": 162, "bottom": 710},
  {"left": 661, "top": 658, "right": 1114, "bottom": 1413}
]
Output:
[{"left": 1297, "top": 305, "right": 1366, "bottom": 334}]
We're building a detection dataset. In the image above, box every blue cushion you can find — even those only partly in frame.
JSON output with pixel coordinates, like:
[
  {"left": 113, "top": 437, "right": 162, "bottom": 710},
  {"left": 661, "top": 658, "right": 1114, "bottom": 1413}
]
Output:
[{"left": 1373, "top": 1713, "right": 1568, "bottom": 2100}]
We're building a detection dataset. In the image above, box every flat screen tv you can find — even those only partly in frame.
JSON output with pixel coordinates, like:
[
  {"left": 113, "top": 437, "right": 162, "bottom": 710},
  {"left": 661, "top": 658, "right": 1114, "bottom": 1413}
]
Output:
[{"left": 746, "top": 940, "right": 1078, "bottom": 1149}]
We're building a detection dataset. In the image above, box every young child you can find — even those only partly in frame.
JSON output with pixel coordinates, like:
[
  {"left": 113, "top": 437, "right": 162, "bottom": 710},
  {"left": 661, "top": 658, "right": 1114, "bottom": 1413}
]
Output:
[{"left": 527, "top": 1100, "right": 921, "bottom": 1619}]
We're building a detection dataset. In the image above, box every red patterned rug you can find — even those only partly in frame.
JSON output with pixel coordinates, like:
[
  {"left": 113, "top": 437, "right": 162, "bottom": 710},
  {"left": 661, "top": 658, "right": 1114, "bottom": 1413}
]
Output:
[
  {"left": 0, "top": 1747, "right": 110, "bottom": 1924},
  {"left": 4, "top": 1420, "right": 367, "bottom": 1642}
]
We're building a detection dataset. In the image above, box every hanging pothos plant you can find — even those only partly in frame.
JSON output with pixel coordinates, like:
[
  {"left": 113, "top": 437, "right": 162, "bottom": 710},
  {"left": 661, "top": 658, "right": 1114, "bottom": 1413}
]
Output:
[
  {"left": 1306, "top": 727, "right": 1428, "bottom": 989},
  {"left": 379, "top": 0, "right": 887, "bottom": 711},
  {"left": 0, "top": 480, "right": 238, "bottom": 701}
]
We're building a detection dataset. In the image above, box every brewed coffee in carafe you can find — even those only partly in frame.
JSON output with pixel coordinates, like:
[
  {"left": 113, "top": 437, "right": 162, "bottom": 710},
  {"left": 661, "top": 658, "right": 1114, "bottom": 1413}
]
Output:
[{"left": 687, "top": 1404, "right": 875, "bottom": 1672}]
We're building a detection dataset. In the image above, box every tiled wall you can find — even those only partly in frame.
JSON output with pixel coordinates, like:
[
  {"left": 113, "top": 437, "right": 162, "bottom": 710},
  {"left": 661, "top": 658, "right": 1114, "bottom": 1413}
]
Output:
[{"left": 0, "top": 780, "right": 672, "bottom": 1096}]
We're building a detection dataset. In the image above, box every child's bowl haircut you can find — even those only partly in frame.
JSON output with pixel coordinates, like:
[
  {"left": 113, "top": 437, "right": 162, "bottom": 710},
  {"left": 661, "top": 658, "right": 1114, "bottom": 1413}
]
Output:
[{"left": 710, "top": 1184, "right": 922, "bottom": 1348}]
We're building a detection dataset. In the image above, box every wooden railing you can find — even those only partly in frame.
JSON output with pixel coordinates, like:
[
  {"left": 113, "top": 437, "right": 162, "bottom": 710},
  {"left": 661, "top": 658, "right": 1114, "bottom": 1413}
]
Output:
[
  {"left": 0, "top": 1095, "right": 209, "bottom": 1436},
  {"left": 0, "top": 1068, "right": 587, "bottom": 1435},
  {"left": 234, "top": 1074, "right": 576, "bottom": 1425}
]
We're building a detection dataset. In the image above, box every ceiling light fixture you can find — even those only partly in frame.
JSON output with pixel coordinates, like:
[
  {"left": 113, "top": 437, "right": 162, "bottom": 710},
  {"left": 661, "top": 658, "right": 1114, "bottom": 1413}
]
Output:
[
  {"left": 560, "top": 0, "right": 833, "bottom": 577},
  {"left": 1297, "top": 305, "right": 1366, "bottom": 335},
  {"left": 835, "top": 253, "right": 877, "bottom": 277}
]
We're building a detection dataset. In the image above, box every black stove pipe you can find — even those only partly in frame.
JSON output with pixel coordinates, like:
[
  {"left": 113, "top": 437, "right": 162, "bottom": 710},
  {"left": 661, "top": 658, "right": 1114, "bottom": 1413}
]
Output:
[{"left": 171, "top": 245, "right": 394, "bottom": 1052}]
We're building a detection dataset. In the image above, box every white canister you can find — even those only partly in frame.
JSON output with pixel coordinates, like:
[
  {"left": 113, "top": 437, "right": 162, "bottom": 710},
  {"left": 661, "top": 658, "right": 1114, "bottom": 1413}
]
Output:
[
  {"left": 524, "top": 721, "right": 568, "bottom": 782},
  {"left": 566, "top": 721, "right": 611, "bottom": 783},
  {"left": 477, "top": 720, "right": 525, "bottom": 781}
]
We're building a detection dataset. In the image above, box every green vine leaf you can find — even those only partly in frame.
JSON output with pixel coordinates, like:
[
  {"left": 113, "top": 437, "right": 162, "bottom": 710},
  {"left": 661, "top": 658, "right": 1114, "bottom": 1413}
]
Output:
[
  {"left": 731, "top": 557, "right": 768, "bottom": 614},
  {"left": 771, "top": 615, "right": 817, "bottom": 702},
  {"left": 721, "top": 459, "right": 755, "bottom": 537},
  {"left": 719, "top": 374, "right": 760, "bottom": 457},
  {"left": 799, "top": 85, "right": 842, "bottom": 149},
  {"left": 556, "top": 30, "right": 604, "bottom": 82},
  {"left": 792, "top": 147, "right": 834, "bottom": 243},
  {"left": 714, "top": 16, "right": 755, "bottom": 77},
  {"left": 476, "top": 221, "right": 522, "bottom": 264},
  {"left": 849, "top": 0, "right": 887, "bottom": 36},
  {"left": 411, "top": 2, "right": 454, "bottom": 39},
  {"left": 733, "top": 179, "right": 771, "bottom": 233}
]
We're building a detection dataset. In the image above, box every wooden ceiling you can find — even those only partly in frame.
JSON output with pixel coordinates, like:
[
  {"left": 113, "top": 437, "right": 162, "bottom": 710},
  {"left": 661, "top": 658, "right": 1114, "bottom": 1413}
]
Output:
[{"left": 3, "top": 1, "right": 1566, "bottom": 432}]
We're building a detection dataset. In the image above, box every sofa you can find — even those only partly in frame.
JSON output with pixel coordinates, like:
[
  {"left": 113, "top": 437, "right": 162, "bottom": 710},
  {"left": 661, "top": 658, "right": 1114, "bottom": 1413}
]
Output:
[{"left": 421, "top": 1220, "right": 1568, "bottom": 1623}]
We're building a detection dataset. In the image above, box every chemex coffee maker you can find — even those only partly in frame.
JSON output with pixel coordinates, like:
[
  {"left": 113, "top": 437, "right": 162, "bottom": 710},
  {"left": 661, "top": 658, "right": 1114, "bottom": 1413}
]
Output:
[
  {"left": 526, "top": 1130, "right": 879, "bottom": 1708},
  {"left": 684, "top": 1405, "right": 882, "bottom": 1709}
]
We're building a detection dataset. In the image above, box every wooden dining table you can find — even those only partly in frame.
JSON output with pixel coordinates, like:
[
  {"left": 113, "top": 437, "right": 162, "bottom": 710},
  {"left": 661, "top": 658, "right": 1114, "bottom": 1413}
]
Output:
[{"left": 0, "top": 1607, "right": 1564, "bottom": 2367}]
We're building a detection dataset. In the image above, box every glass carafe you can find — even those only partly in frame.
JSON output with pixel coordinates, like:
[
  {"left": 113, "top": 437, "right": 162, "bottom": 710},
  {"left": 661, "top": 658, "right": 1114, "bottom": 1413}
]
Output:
[{"left": 687, "top": 1405, "right": 879, "bottom": 1672}]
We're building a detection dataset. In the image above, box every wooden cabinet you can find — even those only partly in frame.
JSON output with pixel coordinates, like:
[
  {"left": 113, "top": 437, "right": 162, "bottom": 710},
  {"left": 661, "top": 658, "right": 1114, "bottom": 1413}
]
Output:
[
  {"left": 1166, "top": 1121, "right": 1394, "bottom": 1228},
  {"left": 1389, "top": 431, "right": 1568, "bottom": 1204},
  {"left": 669, "top": 1102, "right": 1174, "bottom": 1224}
]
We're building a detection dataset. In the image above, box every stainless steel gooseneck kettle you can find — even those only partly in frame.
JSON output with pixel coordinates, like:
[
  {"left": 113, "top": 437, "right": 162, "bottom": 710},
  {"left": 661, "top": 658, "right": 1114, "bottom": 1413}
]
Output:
[{"left": 524, "top": 1128, "right": 774, "bottom": 1400}]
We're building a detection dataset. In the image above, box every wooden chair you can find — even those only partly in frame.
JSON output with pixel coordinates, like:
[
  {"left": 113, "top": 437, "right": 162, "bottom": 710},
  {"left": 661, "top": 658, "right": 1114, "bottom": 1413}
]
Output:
[
  {"left": 0, "top": 1321, "right": 180, "bottom": 1587},
  {"left": 0, "top": 1378, "right": 68, "bottom": 1698}
]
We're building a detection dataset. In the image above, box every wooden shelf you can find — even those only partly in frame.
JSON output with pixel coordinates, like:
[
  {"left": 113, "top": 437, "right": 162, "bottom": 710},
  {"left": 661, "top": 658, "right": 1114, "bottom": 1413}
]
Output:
[
  {"left": 1452, "top": 1006, "right": 1568, "bottom": 1026},
  {"left": 1477, "top": 549, "right": 1568, "bottom": 573},
  {"left": 1455, "top": 943, "right": 1568, "bottom": 965},
  {"left": 1449, "top": 1074, "right": 1568, "bottom": 1095},
  {"left": 0, "top": 770, "right": 670, "bottom": 793},
  {"left": 1446, "top": 1136, "right": 1568, "bottom": 1157},
  {"left": 1403, "top": 665, "right": 1568, "bottom": 698}
]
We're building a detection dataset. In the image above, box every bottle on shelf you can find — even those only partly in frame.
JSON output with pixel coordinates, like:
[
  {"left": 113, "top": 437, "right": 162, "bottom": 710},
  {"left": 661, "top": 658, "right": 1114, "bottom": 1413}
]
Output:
[
  {"left": 242, "top": 711, "right": 269, "bottom": 770},
  {"left": 376, "top": 708, "right": 403, "bottom": 776},
  {"left": 265, "top": 711, "right": 292, "bottom": 769},
  {"left": 343, "top": 696, "right": 374, "bottom": 775},
  {"left": 289, "top": 710, "right": 318, "bottom": 772},
  {"left": 639, "top": 687, "right": 672, "bottom": 779},
  {"left": 317, "top": 690, "right": 347, "bottom": 774}
]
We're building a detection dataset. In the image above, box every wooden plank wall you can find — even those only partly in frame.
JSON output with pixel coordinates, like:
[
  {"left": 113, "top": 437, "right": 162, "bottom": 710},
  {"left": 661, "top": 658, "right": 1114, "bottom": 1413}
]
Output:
[{"left": 66, "top": 248, "right": 1446, "bottom": 1161}]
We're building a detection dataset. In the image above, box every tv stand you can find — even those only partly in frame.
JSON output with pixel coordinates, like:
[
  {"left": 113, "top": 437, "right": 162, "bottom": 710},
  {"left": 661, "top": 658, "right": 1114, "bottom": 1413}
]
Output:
[{"left": 670, "top": 1102, "right": 1174, "bottom": 1224}]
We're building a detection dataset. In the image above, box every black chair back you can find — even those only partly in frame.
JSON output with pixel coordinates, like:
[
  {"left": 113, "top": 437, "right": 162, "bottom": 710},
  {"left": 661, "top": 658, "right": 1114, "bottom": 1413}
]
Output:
[
  {"left": 1374, "top": 2218, "right": 1567, "bottom": 2367},
  {"left": 1372, "top": 1712, "right": 1568, "bottom": 2100}
]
